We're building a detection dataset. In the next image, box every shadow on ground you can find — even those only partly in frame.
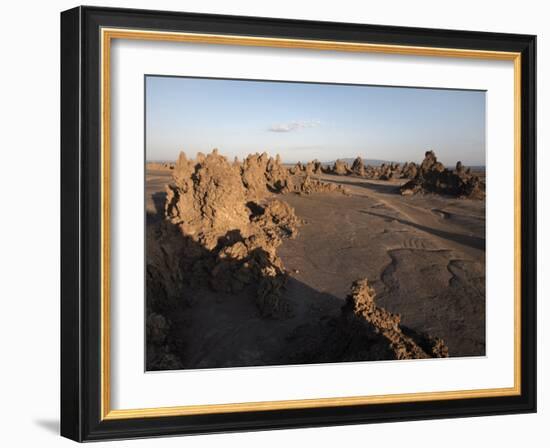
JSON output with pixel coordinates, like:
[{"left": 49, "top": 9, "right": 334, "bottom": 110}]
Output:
[{"left": 33, "top": 419, "right": 59, "bottom": 435}]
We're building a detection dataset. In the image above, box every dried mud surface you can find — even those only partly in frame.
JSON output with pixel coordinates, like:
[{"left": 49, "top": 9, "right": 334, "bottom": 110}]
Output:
[{"left": 145, "top": 152, "right": 485, "bottom": 370}]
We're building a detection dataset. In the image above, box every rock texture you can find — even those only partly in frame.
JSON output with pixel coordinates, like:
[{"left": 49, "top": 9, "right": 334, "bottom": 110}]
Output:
[
  {"left": 156, "top": 150, "right": 304, "bottom": 319},
  {"left": 343, "top": 279, "right": 448, "bottom": 359},
  {"left": 285, "top": 278, "right": 449, "bottom": 364},
  {"left": 241, "top": 152, "right": 290, "bottom": 201},
  {"left": 331, "top": 159, "right": 351, "bottom": 175},
  {"left": 351, "top": 156, "right": 366, "bottom": 176},
  {"left": 401, "top": 161, "right": 418, "bottom": 179},
  {"left": 148, "top": 162, "right": 175, "bottom": 170},
  {"left": 328, "top": 156, "right": 406, "bottom": 180},
  {"left": 289, "top": 162, "right": 304, "bottom": 175},
  {"left": 291, "top": 174, "right": 350, "bottom": 196},
  {"left": 305, "top": 159, "right": 323, "bottom": 175}
]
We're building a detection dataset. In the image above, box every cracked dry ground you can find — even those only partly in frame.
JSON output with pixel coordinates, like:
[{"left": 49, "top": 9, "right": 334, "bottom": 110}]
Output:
[{"left": 279, "top": 174, "right": 485, "bottom": 357}]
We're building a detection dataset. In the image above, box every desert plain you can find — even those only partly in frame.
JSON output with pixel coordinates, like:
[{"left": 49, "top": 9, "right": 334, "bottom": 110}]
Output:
[{"left": 145, "top": 151, "right": 485, "bottom": 370}]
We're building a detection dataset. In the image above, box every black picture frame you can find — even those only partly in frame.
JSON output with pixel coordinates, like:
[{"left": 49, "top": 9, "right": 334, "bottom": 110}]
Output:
[{"left": 61, "top": 5, "right": 536, "bottom": 442}]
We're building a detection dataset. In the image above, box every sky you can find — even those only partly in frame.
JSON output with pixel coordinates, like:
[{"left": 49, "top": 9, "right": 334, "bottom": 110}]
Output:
[{"left": 145, "top": 76, "right": 486, "bottom": 166}]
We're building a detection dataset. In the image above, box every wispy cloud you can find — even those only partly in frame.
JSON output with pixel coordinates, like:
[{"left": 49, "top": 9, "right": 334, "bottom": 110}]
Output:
[{"left": 268, "top": 120, "right": 321, "bottom": 133}]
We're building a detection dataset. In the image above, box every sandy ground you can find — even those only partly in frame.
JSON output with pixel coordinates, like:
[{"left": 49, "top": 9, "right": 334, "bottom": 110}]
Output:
[
  {"left": 146, "top": 168, "right": 485, "bottom": 367},
  {"left": 279, "top": 174, "right": 485, "bottom": 357}
]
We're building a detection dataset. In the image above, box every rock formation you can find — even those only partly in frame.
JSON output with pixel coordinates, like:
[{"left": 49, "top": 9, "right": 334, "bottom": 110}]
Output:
[
  {"left": 305, "top": 159, "right": 323, "bottom": 175},
  {"left": 289, "top": 162, "right": 304, "bottom": 175},
  {"left": 401, "top": 161, "right": 418, "bottom": 179},
  {"left": 320, "top": 157, "right": 403, "bottom": 180},
  {"left": 148, "top": 162, "right": 175, "bottom": 170},
  {"left": 285, "top": 278, "right": 449, "bottom": 364},
  {"left": 209, "top": 198, "right": 300, "bottom": 317},
  {"left": 343, "top": 279, "right": 448, "bottom": 359},
  {"left": 400, "top": 150, "right": 485, "bottom": 199},
  {"left": 291, "top": 174, "right": 350, "bottom": 196},
  {"left": 351, "top": 156, "right": 366, "bottom": 176},
  {"left": 166, "top": 150, "right": 251, "bottom": 250},
  {"left": 331, "top": 159, "right": 351, "bottom": 175},
  {"left": 240, "top": 152, "right": 291, "bottom": 201},
  {"left": 377, "top": 162, "right": 401, "bottom": 180},
  {"left": 155, "top": 150, "right": 305, "bottom": 319}
]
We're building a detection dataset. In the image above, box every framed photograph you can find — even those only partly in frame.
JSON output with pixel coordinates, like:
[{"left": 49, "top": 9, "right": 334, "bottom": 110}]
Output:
[{"left": 60, "top": 6, "right": 536, "bottom": 441}]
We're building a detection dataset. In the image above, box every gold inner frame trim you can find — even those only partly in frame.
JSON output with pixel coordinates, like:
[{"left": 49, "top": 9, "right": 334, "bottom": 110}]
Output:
[{"left": 100, "top": 27, "right": 522, "bottom": 421}]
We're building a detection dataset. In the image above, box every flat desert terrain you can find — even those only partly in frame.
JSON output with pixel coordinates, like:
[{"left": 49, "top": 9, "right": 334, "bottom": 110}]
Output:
[{"left": 145, "top": 157, "right": 485, "bottom": 369}]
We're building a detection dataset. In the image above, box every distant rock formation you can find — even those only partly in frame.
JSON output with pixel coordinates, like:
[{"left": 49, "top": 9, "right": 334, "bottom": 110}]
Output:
[
  {"left": 327, "top": 156, "right": 405, "bottom": 180},
  {"left": 332, "top": 159, "right": 351, "bottom": 175},
  {"left": 241, "top": 152, "right": 290, "bottom": 201},
  {"left": 293, "top": 174, "right": 350, "bottom": 196},
  {"left": 289, "top": 162, "right": 304, "bottom": 175},
  {"left": 351, "top": 156, "right": 366, "bottom": 176},
  {"left": 305, "top": 159, "right": 323, "bottom": 175},
  {"left": 400, "top": 150, "right": 485, "bottom": 199},
  {"left": 377, "top": 162, "right": 402, "bottom": 180},
  {"left": 401, "top": 161, "right": 418, "bottom": 179},
  {"left": 148, "top": 162, "right": 175, "bottom": 170},
  {"left": 211, "top": 199, "right": 301, "bottom": 317}
]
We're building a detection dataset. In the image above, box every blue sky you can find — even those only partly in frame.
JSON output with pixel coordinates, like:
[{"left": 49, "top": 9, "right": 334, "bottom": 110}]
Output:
[{"left": 146, "top": 76, "right": 486, "bottom": 166}]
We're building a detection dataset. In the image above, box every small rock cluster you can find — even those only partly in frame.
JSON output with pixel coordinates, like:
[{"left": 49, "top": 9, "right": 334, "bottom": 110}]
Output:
[{"left": 326, "top": 157, "right": 415, "bottom": 180}]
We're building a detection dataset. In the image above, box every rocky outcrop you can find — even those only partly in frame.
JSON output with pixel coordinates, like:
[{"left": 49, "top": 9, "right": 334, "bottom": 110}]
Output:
[
  {"left": 285, "top": 278, "right": 449, "bottom": 364},
  {"left": 290, "top": 174, "right": 350, "bottom": 196},
  {"left": 401, "top": 162, "right": 418, "bottom": 179},
  {"left": 148, "top": 162, "right": 175, "bottom": 171},
  {"left": 241, "top": 152, "right": 291, "bottom": 201},
  {"left": 400, "top": 151, "right": 485, "bottom": 199},
  {"left": 158, "top": 150, "right": 305, "bottom": 318},
  {"left": 332, "top": 159, "right": 351, "bottom": 175},
  {"left": 343, "top": 157, "right": 405, "bottom": 180},
  {"left": 344, "top": 279, "right": 448, "bottom": 359},
  {"left": 305, "top": 159, "right": 323, "bottom": 175},
  {"left": 377, "top": 162, "right": 401, "bottom": 180},
  {"left": 209, "top": 199, "right": 300, "bottom": 317},
  {"left": 420, "top": 150, "right": 445, "bottom": 173},
  {"left": 289, "top": 162, "right": 304, "bottom": 175},
  {"left": 241, "top": 152, "right": 273, "bottom": 201},
  {"left": 351, "top": 157, "right": 366, "bottom": 176},
  {"left": 166, "top": 150, "right": 251, "bottom": 250}
]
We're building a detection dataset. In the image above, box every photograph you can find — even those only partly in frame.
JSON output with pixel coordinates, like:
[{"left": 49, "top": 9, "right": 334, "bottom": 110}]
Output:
[{"left": 144, "top": 76, "right": 487, "bottom": 371}]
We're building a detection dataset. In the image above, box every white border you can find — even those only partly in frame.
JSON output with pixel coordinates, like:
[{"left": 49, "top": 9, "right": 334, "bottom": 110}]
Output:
[{"left": 110, "top": 38, "right": 515, "bottom": 410}]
